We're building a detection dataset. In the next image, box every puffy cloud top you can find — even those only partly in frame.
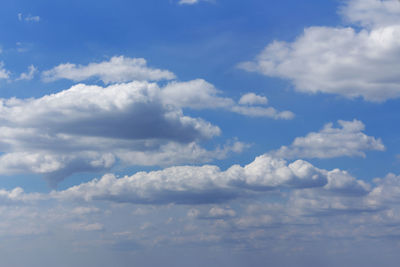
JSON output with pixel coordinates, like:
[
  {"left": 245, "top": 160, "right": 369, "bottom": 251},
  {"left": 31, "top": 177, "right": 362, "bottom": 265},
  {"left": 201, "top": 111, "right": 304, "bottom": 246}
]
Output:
[
  {"left": 270, "top": 120, "right": 384, "bottom": 159},
  {"left": 55, "top": 155, "right": 334, "bottom": 204},
  {"left": 239, "top": 0, "right": 400, "bottom": 102}
]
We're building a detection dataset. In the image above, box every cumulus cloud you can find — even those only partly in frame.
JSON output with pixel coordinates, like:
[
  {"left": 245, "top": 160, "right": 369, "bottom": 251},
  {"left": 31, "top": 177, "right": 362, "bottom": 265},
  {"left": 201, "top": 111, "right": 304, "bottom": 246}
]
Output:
[
  {"left": 0, "top": 155, "right": 398, "bottom": 254},
  {"left": 42, "top": 56, "right": 176, "bottom": 83},
  {"left": 238, "top": 93, "right": 268, "bottom": 105},
  {"left": 269, "top": 120, "right": 385, "bottom": 159},
  {"left": 239, "top": 0, "right": 400, "bottom": 102},
  {"left": 54, "top": 155, "right": 349, "bottom": 204},
  {"left": 42, "top": 58, "right": 294, "bottom": 119},
  {"left": 0, "top": 187, "right": 43, "bottom": 204},
  {"left": 324, "top": 168, "right": 371, "bottom": 195},
  {"left": 0, "top": 81, "right": 226, "bottom": 184},
  {"left": 0, "top": 71, "right": 294, "bottom": 183},
  {"left": 341, "top": 0, "right": 400, "bottom": 28},
  {"left": 162, "top": 79, "right": 294, "bottom": 119},
  {"left": 367, "top": 173, "right": 400, "bottom": 206}
]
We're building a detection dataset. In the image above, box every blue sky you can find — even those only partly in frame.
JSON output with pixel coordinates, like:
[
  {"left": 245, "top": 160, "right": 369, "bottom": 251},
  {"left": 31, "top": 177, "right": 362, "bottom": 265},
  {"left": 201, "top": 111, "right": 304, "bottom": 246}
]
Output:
[{"left": 1, "top": 0, "right": 400, "bottom": 266}]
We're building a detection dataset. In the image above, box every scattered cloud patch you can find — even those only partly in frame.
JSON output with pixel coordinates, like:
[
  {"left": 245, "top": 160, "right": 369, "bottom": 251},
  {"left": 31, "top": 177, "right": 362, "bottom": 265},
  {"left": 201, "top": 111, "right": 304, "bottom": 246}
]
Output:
[
  {"left": 42, "top": 58, "right": 294, "bottom": 119},
  {"left": 18, "top": 13, "right": 40, "bottom": 22},
  {"left": 42, "top": 56, "right": 176, "bottom": 84},
  {"left": 178, "top": 0, "right": 199, "bottom": 5},
  {"left": 163, "top": 79, "right": 294, "bottom": 119},
  {"left": 67, "top": 222, "right": 104, "bottom": 232},
  {"left": 17, "top": 65, "right": 37, "bottom": 80},
  {"left": 239, "top": 0, "right": 400, "bottom": 101},
  {"left": 0, "top": 62, "right": 10, "bottom": 80},
  {"left": 239, "top": 93, "right": 268, "bottom": 105},
  {"left": 269, "top": 120, "right": 385, "bottom": 159}
]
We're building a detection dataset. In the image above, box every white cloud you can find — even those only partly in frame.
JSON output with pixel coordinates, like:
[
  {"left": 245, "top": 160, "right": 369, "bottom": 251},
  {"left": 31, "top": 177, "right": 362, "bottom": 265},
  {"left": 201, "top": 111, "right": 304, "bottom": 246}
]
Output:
[
  {"left": 341, "top": 0, "right": 400, "bottom": 28},
  {"left": 67, "top": 222, "right": 103, "bottom": 232},
  {"left": 18, "top": 13, "right": 40, "bottom": 22},
  {"left": 0, "top": 155, "right": 397, "bottom": 255},
  {"left": 179, "top": 0, "right": 199, "bottom": 5},
  {"left": 42, "top": 59, "right": 294, "bottom": 119},
  {"left": 367, "top": 173, "right": 400, "bottom": 206},
  {"left": 208, "top": 207, "right": 236, "bottom": 218},
  {"left": 0, "top": 62, "right": 10, "bottom": 80},
  {"left": 25, "top": 15, "right": 40, "bottom": 22},
  {"left": 0, "top": 69, "right": 294, "bottom": 183},
  {"left": 239, "top": 0, "right": 400, "bottom": 102},
  {"left": 239, "top": 93, "right": 268, "bottom": 105},
  {"left": 0, "top": 81, "right": 225, "bottom": 184},
  {"left": 42, "top": 56, "right": 176, "bottom": 83},
  {"left": 287, "top": 187, "right": 374, "bottom": 217},
  {"left": 269, "top": 120, "right": 385, "bottom": 159},
  {"left": 162, "top": 79, "right": 294, "bottom": 119},
  {"left": 324, "top": 168, "right": 371, "bottom": 195},
  {"left": 54, "top": 155, "right": 331, "bottom": 204},
  {"left": 116, "top": 141, "right": 248, "bottom": 167},
  {"left": 17, "top": 65, "right": 37, "bottom": 80},
  {"left": 162, "top": 79, "right": 234, "bottom": 109},
  {"left": 0, "top": 187, "right": 43, "bottom": 204}
]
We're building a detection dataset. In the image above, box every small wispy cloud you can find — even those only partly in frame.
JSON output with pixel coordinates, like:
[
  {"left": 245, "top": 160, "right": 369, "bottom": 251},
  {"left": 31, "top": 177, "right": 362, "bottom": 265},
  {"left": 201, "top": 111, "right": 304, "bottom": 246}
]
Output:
[
  {"left": 178, "top": 0, "right": 199, "bottom": 5},
  {"left": 0, "top": 62, "right": 10, "bottom": 80},
  {"left": 178, "top": 0, "right": 215, "bottom": 5},
  {"left": 17, "top": 65, "right": 37, "bottom": 81},
  {"left": 18, "top": 13, "right": 40, "bottom": 22}
]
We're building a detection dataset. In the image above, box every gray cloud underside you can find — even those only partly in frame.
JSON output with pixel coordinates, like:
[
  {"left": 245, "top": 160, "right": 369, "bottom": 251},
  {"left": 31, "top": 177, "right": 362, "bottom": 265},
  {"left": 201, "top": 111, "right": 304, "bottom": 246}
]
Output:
[
  {"left": 0, "top": 74, "right": 294, "bottom": 183},
  {"left": 0, "top": 81, "right": 226, "bottom": 183}
]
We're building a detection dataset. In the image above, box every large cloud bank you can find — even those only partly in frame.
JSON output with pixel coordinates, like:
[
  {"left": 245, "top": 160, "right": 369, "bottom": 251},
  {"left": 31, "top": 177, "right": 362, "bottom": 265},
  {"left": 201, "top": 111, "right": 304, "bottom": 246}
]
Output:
[{"left": 239, "top": 0, "right": 400, "bottom": 102}]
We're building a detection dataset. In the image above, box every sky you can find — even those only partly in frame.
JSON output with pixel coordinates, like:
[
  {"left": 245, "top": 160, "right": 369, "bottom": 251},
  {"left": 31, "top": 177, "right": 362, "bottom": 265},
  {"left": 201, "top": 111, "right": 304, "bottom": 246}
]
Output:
[{"left": 1, "top": 0, "right": 400, "bottom": 266}]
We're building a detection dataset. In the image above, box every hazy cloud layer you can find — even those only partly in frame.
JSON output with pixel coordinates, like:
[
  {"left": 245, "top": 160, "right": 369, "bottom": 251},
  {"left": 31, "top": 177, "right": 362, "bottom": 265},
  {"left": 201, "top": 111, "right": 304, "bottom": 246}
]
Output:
[
  {"left": 239, "top": 0, "right": 400, "bottom": 101},
  {"left": 270, "top": 119, "right": 385, "bottom": 159},
  {"left": 0, "top": 153, "right": 394, "bottom": 246},
  {"left": 0, "top": 153, "right": 400, "bottom": 264}
]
